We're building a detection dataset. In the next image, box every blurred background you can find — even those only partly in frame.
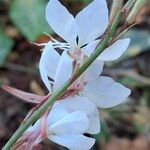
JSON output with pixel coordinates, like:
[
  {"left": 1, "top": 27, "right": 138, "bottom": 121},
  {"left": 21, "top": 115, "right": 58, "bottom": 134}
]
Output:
[{"left": 0, "top": 0, "right": 150, "bottom": 149}]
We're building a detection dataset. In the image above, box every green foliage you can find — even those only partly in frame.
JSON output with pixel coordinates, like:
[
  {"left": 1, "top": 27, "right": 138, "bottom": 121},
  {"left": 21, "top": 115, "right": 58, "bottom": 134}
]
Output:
[
  {"left": 9, "top": 0, "right": 54, "bottom": 41},
  {"left": 0, "top": 29, "right": 14, "bottom": 66}
]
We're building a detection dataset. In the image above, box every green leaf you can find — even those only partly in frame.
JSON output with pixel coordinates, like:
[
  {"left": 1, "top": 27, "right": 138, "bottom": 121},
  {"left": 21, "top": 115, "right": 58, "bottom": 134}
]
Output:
[
  {"left": 0, "top": 29, "right": 14, "bottom": 67},
  {"left": 9, "top": 0, "right": 54, "bottom": 41}
]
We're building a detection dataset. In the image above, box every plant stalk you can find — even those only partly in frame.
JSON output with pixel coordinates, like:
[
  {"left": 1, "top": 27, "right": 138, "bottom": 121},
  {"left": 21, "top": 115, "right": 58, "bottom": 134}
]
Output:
[
  {"left": 127, "top": 0, "right": 149, "bottom": 23},
  {"left": 110, "top": 0, "right": 123, "bottom": 23},
  {"left": 124, "top": 0, "right": 136, "bottom": 11}
]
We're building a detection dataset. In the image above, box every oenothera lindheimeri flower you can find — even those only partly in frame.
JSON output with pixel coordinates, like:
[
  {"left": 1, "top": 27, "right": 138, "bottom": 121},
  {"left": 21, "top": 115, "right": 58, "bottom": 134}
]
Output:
[
  {"left": 43, "top": 0, "right": 130, "bottom": 63},
  {"left": 40, "top": 46, "right": 102, "bottom": 134},
  {"left": 15, "top": 104, "right": 95, "bottom": 150},
  {"left": 40, "top": 0, "right": 131, "bottom": 101},
  {"left": 40, "top": 45, "right": 131, "bottom": 109},
  {"left": 39, "top": 45, "right": 131, "bottom": 136}
]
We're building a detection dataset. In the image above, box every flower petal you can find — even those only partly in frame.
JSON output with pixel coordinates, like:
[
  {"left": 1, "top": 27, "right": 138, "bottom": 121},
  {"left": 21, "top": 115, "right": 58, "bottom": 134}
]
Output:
[
  {"left": 49, "top": 111, "right": 89, "bottom": 135},
  {"left": 58, "top": 95, "right": 96, "bottom": 116},
  {"left": 46, "top": 0, "right": 77, "bottom": 45},
  {"left": 49, "top": 134, "right": 95, "bottom": 150},
  {"left": 75, "top": 0, "right": 108, "bottom": 46},
  {"left": 39, "top": 59, "right": 51, "bottom": 92},
  {"left": 39, "top": 43, "right": 60, "bottom": 91},
  {"left": 27, "top": 120, "right": 40, "bottom": 133},
  {"left": 98, "top": 38, "right": 130, "bottom": 61},
  {"left": 41, "top": 42, "right": 60, "bottom": 79},
  {"left": 54, "top": 51, "right": 73, "bottom": 90},
  {"left": 57, "top": 96, "right": 100, "bottom": 134},
  {"left": 85, "top": 59, "right": 104, "bottom": 82},
  {"left": 82, "top": 76, "right": 131, "bottom": 108},
  {"left": 83, "top": 40, "right": 100, "bottom": 56},
  {"left": 86, "top": 108, "right": 100, "bottom": 134},
  {"left": 47, "top": 103, "right": 69, "bottom": 125}
]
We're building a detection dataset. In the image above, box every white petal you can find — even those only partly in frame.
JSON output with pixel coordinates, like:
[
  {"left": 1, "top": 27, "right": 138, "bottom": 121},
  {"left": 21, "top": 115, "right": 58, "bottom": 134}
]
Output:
[
  {"left": 83, "top": 40, "right": 100, "bottom": 56},
  {"left": 39, "top": 43, "right": 60, "bottom": 91},
  {"left": 58, "top": 96, "right": 100, "bottom": 134},
  {"left": 39, "top": 42, "right": 60, "bottom": 78},
  {"left": 46, "top": 0, "right": 77, "bottom": 45},
  {"left": 54, "top": 51, "right": 73, "bottom": 90},
  {"left": 47, "top": 103, "right": 69, "bottom": 125},
  {"left": 49, "top": 111, "right": 89, "bottom": 135},
  {"left": 82, "top": 76, "right": 131, "bottom": 108},
  {"left": 49, "top": 134, "right": 95, "bottom": 150},
  {"left": 85, "top": 59, "right": 104, "bottom": 82},
  {"left": 98, "top": 38, "right": 130, "bottom": 61},
  {"left": 58, "top": 95, "right": 96, "bottom": 116},
  {"left": 75, "top": 0, "right": 108, "bottom": 46},
  {"left": 86, "top": 108, "right": 100, "bottom": 134},
  {"left": 26, "top": 120, "right": 40, "bottom": 133}
]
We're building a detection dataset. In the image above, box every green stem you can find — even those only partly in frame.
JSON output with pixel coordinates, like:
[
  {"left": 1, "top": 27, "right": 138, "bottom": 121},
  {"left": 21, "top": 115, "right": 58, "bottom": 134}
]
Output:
[
  {"left": 110, "top": 0, "right": 123, "bottom": 23},
  {"left": 127, "top": 0, "right": 149, "bottom": 23},
  {"left": 124, "top": 0, "right": 136, "bottom": 10},
  {"left": 2, "top": 6, "right": 122, "bottom": 150}
]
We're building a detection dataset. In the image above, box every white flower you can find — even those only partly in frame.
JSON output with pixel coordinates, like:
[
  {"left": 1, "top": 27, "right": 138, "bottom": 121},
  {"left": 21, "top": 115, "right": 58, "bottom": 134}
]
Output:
[
  {"left": 39, "top": 46, "right": 131, "bottom": 108},
  {"left": 56, "top": 96, "right": 100, "bottom": 134},
  {"left": 39, "top": 45, "right": 131, "bottom": 136},
  {"left": 27, "top": 104, "right": 95, "bottom": 150},
  {"left": 45, "top": 0, "right": 130, "bottom": 61},
  {"left": 46, "top": 0, "right": 108, "bottom": 48},
  {"left": 39, "top": 45, "right": 103, "bottom": 91},
  {"left": 39, "top": 47, "right": 101, "bottom": 135},
  {"left": 39, "top": 28, "right": 131, "bottom": 135},
  {"left": 38, "top": 0, "right": 131, "bottom": 148},
  {"left": 40, "top": 0, "right": 131, "bottom": 91}
]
